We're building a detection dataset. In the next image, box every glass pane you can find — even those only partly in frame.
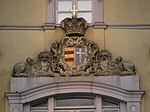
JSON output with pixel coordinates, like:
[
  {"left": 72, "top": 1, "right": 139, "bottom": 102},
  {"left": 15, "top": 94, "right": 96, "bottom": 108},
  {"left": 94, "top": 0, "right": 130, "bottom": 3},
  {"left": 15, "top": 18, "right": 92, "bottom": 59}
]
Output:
[
  {"left": 78, "top": 0, "right": 92, "bottom": 11},
  {"left": 58, "top": 13, "right": 72, "bottom": 23},
  {"left": 31, "top": 100, "right": 48, "bottom": 107},
  {"left": 77, "top": 12, "right": 92, "bottom": 23},
  {"left": 103, "top": 110, "right": 119, "bottom": 112},
  {"left": 56, "top": 97, "right": 94, "bottom": 106},
  {"left": 102, "top": 99, "right": 119, "bottom": 107},
  {"left": 58, "top": 0, "right": 72, "bottom": 11}
]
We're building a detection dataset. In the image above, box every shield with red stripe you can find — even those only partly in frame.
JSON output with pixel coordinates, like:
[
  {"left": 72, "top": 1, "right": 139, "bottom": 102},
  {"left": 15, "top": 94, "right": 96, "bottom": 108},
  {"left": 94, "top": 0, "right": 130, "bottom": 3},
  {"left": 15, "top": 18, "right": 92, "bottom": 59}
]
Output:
[{"left": 64, "top": 47, "right": 86, "bottom": 67}]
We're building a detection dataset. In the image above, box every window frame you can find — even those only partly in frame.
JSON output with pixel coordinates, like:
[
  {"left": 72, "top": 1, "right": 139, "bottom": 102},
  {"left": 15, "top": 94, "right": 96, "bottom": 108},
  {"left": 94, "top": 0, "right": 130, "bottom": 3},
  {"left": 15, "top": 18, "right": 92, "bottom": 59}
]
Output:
[
  {"left": 54, "top": 96, "right": 96, "bottom": 109},
  {"left": 45, "top": 0, "right": 104, "bottom": 29},
  {"left": 26, "top": 95, "right": 127, "bottom": 112},
  {"left": 54, "top": 95, "right": 99, "bottom": 112}
]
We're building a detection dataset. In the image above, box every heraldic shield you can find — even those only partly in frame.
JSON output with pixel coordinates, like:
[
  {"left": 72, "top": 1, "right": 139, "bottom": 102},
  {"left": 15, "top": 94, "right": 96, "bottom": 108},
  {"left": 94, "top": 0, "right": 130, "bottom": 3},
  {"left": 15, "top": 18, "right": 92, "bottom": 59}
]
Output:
[{"left": 64, "top": 47, "right": 86, "bottom": 67}]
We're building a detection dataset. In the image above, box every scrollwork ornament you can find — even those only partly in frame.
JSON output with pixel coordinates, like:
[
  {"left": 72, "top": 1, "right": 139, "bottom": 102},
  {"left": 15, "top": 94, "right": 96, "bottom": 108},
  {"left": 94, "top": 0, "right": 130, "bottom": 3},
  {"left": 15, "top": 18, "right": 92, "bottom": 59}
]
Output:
[{"left": 131, "top": 105, "right": 136, "bottom": 112}]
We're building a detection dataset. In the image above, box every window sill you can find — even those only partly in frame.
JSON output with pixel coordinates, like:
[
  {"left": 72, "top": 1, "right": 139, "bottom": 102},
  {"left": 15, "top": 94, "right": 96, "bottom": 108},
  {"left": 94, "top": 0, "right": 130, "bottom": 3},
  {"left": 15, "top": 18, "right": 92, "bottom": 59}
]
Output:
[
  {"left": 43, "top": 23, "right": 56, "bottom": 30},
  {"left": 93, "top": 23, "right": 107, "bottom": 29},
  {"left": 43, "top": 23, "right": 107, "bottom": 30}
]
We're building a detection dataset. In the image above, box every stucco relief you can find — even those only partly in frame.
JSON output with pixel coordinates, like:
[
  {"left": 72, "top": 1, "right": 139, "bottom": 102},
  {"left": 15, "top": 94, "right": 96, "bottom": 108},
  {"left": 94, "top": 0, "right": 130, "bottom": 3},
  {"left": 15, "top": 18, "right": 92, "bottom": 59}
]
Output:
[{"left": 12, "top": 16, "right": 136, "bottom": 77}]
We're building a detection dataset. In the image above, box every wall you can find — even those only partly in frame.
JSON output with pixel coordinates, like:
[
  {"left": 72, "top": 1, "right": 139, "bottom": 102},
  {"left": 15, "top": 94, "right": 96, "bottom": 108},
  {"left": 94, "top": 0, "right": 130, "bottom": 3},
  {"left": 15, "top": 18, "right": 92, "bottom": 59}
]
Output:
[
  {"left": 104, "top": 0, "right": 150, "bottom": 24},
  {"left": 105, "top": 29, "right": 150, "bottom": 112},
  {"left": 0, "top": 30, "right": 44, "bottom": 112},
  {"left": 0, "top": 0, "right": 45, "bottom": 26},
  {"left": 0, "top": 0, "right": 150, "bottom": 112}
]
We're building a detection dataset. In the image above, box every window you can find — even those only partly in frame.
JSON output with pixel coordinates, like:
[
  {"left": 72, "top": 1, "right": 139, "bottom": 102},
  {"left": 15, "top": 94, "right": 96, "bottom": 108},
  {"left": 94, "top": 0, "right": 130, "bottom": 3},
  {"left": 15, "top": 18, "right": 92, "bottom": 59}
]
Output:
[
  {"left": 57, "top": 0, "right": 92, "bottom": 23},
  {"left": 28, "top": 95, "right": 123, "bottom": 112},
  {"left": 46, "top": 0, "right": 103, "bottom": 27}
]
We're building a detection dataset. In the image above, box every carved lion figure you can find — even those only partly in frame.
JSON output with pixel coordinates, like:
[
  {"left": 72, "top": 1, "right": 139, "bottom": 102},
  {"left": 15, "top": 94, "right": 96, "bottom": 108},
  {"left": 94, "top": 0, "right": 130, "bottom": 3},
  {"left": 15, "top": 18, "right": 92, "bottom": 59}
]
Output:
[
  {"left": 37, "top": 51, "right": 52, "bottom": 72},
  {"left": 98, "top": 50, "right": 114, "bottom": 71},
  {"left": 94, "top": 50, "right": 116, "bottom": 76},
  {"left": 115, "top": 56, "right": 136, "bottom": 75},
  {"left": 13, "top": 58, "right": 33, "bottom": 77}
]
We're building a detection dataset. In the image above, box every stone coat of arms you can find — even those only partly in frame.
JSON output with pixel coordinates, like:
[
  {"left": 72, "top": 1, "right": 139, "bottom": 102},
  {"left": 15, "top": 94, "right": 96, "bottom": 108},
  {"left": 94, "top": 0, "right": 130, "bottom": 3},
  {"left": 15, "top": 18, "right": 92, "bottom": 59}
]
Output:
[{"left": 13, "top": 16, "right": 136, "bottom": 77}]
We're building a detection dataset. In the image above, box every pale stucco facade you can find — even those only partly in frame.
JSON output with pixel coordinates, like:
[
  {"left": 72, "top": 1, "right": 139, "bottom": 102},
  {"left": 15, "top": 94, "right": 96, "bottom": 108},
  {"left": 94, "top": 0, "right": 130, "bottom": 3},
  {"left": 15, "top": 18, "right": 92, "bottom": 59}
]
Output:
[{"left": 0, "top": 0, "right": 150, "bottom": 112}]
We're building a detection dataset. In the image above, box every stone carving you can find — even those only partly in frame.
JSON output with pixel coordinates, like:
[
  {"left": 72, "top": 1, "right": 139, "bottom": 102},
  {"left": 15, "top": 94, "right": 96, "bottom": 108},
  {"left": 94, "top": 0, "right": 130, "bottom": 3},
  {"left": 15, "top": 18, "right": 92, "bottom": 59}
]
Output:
[
  {"left": 49, "top": 36, "right": 99, "bottom": 76},
  {"left": 95, "top": 50, "right": 136, "bottom": 76},
  {"left": 13, "top": 51, "right": 54, "bottom": 77},
  {"left": 12, "top": 16, "right": 136, "bottom": 77},
  {"left": 61, "top": 16, "right": 88, "bottom": 36},
  {"left": 114, "top": 56, "right": 136, "bottom": 75},
  {"left": 95, "top": 50, "right": 115, "bottom": 75}
]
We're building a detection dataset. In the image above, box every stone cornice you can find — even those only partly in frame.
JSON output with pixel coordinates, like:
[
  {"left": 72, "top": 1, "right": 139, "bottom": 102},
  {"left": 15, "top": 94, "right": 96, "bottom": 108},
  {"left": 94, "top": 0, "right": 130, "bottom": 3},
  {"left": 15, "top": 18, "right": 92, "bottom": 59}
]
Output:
[
  {"left": 6, "top": 76, "right": 144, "bottom": 104},
  {"left": 0, "top": 26, "right": 43, "bottom": 30}
]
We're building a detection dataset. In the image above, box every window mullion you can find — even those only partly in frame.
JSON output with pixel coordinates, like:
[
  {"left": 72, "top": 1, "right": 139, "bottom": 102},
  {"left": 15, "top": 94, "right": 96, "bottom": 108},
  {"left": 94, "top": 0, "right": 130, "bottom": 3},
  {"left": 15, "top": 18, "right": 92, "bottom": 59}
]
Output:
[
  {"left": 95, "top": 96, "right": 102, "bottom": 112},
  {"left": 48, "top": 97, "right": 54, "bottom": 112}
]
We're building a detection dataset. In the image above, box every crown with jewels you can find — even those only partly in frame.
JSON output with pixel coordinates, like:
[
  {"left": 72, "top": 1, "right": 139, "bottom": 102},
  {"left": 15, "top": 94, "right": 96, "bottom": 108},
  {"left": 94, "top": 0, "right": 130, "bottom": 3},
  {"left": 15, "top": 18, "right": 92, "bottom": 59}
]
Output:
[{"left": 61, "top": 16, "right": 88, "bottom": 36}]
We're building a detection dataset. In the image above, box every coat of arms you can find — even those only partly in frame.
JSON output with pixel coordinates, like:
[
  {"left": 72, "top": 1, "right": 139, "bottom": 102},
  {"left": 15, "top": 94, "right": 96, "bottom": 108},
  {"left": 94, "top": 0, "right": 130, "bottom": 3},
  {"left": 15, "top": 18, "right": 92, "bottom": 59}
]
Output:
[
  {"left": 64, "top": 47, "right": 86, "bottom": 67},
  {"left": 12, "top": 16, "right": 136, "bottom": 77}
]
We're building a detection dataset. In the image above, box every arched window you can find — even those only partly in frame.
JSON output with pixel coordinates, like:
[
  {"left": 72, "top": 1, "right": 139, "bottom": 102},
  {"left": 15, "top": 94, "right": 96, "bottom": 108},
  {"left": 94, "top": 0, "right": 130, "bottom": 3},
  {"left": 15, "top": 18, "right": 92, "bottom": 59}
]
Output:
[
  {"left": 6, "top": 76, "right": 143, "bottom": 112},
  {"left": 29, "top": 95, "right": 124, "bottom": 112}
]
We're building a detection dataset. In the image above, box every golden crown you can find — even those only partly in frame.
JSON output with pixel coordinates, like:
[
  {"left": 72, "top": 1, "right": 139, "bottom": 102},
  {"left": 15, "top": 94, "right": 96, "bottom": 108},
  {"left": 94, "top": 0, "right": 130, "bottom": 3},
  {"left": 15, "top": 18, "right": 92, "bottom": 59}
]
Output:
[{"left": 61, "top": 16, "right": 88, "bottom": 36}]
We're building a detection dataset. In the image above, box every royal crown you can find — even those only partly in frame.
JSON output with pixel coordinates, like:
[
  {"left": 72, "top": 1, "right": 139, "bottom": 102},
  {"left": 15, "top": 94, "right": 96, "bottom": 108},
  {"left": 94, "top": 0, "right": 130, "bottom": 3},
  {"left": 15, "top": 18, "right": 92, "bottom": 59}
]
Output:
[{"left": 61, "top": 16, "right": 88, "bottom": 36}]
